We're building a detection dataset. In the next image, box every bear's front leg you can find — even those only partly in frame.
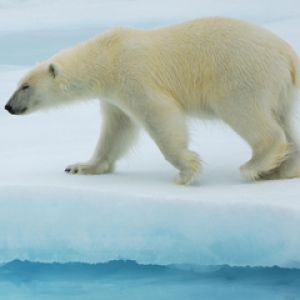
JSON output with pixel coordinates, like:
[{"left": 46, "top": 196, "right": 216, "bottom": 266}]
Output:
[
  {"left": 130, "top": 92, "right": 202, "bottom": 185},
  {"left": 65, "top": 102, "right": 138, "bottom": 175},
  {"left": 65, "top": 160, "right": 113, "bottom": 175}
]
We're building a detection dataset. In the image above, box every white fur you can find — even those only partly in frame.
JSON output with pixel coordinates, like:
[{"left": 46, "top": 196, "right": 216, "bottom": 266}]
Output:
[{"left": 10, "top": 17, "right": 300, "bottom": 184}]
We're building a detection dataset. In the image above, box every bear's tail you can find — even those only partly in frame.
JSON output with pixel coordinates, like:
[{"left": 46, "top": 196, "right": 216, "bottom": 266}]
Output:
[{"left": 289, "top": 49, "right": 300, "bottom": 88}]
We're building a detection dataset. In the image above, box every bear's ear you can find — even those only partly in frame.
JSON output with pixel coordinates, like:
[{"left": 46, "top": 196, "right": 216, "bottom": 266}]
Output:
[{"left": 48, "top": 63, "right": 59, "bottom": 79}]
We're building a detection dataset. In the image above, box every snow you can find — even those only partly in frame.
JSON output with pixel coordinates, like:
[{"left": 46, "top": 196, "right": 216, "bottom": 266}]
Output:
[{"left": 0, "top": 0, "right": 300, "bottom": 272}]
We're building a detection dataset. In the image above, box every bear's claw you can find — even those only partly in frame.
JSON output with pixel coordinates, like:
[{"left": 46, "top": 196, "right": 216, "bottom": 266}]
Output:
[{"left": 65, "top": 161, "right": 114, "bottom": 175}]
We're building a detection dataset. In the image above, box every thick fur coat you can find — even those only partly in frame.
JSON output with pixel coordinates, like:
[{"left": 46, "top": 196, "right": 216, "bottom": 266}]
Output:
[{"left": 6, "top": 17, "right": 300, "bottom": 184}]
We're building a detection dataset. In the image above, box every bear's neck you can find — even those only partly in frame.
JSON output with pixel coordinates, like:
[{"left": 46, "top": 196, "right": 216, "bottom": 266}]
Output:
[{"left": 56, "top": 38, "right": 118, "bottom": 101}]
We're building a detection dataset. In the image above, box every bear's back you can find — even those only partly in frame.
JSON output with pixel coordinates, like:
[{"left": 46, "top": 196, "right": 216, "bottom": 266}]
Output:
[{"left": 113, "top": 17, "right": 296, "bottom": 112}]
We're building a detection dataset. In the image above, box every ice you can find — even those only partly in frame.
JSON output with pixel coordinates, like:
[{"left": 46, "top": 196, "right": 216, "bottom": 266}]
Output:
[
  {"left": 1, "top": 179, "right": 300, "bottom": 266},
  {"left": 0, "top": 260, "right": 299, "bottom": 300},
  {"left": 0, "top": 0, "right": 300, "bottom": 272},
  {"left": 0, "top": 0, "right": 299, "bottom": 31}
]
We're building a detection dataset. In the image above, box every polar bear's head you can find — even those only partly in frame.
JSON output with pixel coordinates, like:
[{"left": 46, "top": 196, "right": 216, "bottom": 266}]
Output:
[
  {"left": 5, "top": 62, "right": 79, "bottom": 115},
  {"left": 5, "top": 63, "right": 60, "bottom": 115}
]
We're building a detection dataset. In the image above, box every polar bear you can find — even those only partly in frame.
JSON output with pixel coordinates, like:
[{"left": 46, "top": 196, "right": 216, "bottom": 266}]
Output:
[{"left": 5, "top": 17, "right": 300, "bottom": 185}]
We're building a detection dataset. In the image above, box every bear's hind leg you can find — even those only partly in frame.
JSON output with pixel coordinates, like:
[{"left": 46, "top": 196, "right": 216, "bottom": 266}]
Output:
[
  {"left": 265, "top": 113, "right": 300, "bottom": 180},
  {"left": 218, "top": 104, "right": 290, "bottom": 181},
  {"left": 240, "top": 130, "right": 290, "bottom": 181},
  {"left": 65, "top": 102, "right": 138, "bottom": 175}
]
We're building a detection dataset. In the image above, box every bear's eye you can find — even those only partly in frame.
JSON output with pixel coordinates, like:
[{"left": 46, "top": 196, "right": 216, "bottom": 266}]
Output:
[{"left": 21, "top": 84, "right": 30, "bottom": 91}]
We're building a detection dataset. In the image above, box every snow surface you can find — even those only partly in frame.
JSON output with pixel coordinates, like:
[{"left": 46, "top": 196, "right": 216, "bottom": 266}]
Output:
[{"left": 0, "top": 1, "right": 300, "bottom": 271}]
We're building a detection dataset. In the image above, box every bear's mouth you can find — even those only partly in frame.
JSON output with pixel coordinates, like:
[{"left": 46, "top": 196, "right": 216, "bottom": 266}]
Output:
[{"left": 5, "top": 104, "right": 28, "bottom": 115}]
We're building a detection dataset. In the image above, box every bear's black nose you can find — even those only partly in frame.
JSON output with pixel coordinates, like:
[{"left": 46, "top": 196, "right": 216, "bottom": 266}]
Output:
[{"left": 5, "top": 104, "right": 13, "bottom": 113}]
